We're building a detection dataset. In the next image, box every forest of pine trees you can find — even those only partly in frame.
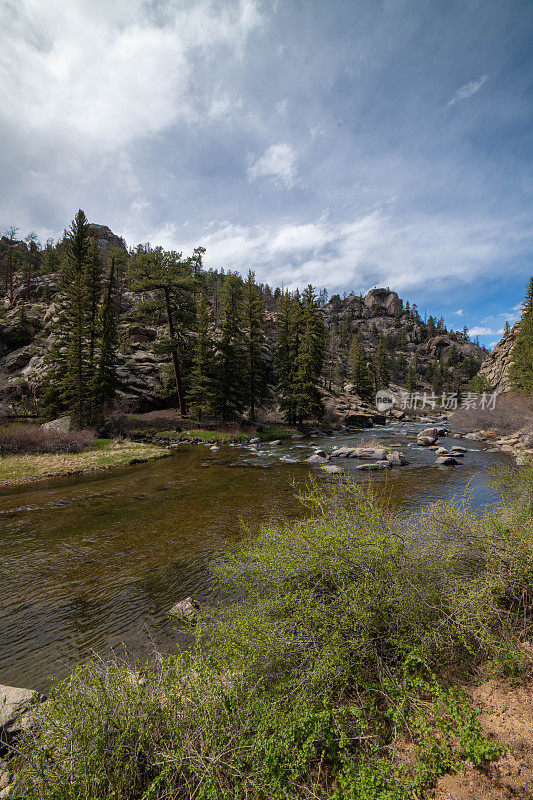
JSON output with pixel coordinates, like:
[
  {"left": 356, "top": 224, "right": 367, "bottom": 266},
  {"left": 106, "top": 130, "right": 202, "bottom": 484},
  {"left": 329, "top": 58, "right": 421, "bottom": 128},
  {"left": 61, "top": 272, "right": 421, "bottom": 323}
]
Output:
[{"left": 3, "top": 210, "right": 521, "bottom": 429}]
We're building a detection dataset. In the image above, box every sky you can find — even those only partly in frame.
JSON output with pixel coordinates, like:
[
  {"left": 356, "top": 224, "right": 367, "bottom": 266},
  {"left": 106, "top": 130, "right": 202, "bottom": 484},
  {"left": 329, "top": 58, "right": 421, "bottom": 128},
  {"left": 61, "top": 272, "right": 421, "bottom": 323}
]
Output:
[{"left": 1, "top": 0, "right": 532, "bottom": 347}]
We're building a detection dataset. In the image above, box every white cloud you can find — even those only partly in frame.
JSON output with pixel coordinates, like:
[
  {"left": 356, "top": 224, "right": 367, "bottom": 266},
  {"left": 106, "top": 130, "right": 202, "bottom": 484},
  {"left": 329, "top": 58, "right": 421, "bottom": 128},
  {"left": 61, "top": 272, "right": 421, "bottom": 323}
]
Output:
[
  {"left": 454, "top": 309, "right": 464, "bottom": 316},
  {"left": 447, "top": 74, "right": 488, "bottom": 106},
  {"left": 0, "top": 0, "right": 261, "bottom": 147},
  {"left": 247, "top": 143, "right": 298, "bottom": 188},
  {"left": 468, "top": 326, "right": 495, "bottom": 336},
  {"left": 146, "top": 206, "right": 532, "bottom": 296}
]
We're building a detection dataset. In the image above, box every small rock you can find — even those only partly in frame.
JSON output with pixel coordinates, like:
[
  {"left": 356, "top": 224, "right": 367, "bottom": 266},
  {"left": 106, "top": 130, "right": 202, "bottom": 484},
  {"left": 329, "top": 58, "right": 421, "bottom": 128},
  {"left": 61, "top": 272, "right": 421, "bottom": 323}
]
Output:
[
  {"left": 436, "top": 456, "right": 458, "bottom": 465},
  {"left": 291, "top": 433, "right": 303, "bottom": 439},
  {"left": 209, "top": 445, "right": 219, "bottom": 451},
  {"left": 322, "top": 464, "right": 343, "bottom": 475},
  {"left": 269, "top": 440, "right": 282, "bottom": 446},
  {"left": 306, "top": 454, "right": 326, "bottom": 464},
  {"left": 435, "top": 447, "right": 449, "bottom": 455},
  {"left": 428, "top": 445, "right": 439, "bottom": 451},
  {"left": 168, "top": 597, "right": 200, "bottom": 623},
  {"left": 450, "top": 446, "right": 466, "bottom": 453},
  {"left": 249, "top": 438, "right": 260, "bottom": 444},
  {"left": 314, "top": 449, "right": 327, "bottom": 457}
]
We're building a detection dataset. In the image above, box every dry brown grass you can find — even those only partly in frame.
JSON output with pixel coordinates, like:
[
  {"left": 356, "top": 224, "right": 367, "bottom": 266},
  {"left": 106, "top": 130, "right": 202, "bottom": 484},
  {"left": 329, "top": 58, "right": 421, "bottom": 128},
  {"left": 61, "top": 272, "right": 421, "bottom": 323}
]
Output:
[
  {"left": 0, "top": 423, "right": 94, "bottom": 454},
  {"left": 449, "top": 392, "right": 533, "bottom": 435}
]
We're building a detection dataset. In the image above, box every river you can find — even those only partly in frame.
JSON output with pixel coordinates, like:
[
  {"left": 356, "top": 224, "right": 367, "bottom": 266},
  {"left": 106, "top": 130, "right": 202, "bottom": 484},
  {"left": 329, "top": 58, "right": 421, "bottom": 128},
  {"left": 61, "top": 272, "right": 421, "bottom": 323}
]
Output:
[{"left": 0, "top": 420, "right": 510, "bottom": 692}]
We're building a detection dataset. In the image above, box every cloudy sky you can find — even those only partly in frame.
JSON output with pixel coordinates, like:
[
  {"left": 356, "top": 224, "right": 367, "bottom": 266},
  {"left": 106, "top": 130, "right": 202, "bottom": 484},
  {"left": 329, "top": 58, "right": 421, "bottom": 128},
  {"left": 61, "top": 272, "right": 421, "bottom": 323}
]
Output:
[{"left": 1, "top": 0, "right": 532, "bottom": 346}]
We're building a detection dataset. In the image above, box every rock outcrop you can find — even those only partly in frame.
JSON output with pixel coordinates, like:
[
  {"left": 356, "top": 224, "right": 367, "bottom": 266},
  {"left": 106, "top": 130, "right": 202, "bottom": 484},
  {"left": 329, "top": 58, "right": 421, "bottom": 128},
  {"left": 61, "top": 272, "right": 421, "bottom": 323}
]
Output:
[{"left": 479, "top": 323, "right": 519, "bottom": 393}]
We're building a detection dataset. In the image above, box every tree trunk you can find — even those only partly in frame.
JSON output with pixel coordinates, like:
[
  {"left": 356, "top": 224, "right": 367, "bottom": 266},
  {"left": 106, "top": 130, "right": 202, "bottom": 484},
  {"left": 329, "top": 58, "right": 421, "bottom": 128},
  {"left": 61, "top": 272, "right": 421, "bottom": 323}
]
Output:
[{"left": 164, "top": 288, "right": 187, "bottom": 415}]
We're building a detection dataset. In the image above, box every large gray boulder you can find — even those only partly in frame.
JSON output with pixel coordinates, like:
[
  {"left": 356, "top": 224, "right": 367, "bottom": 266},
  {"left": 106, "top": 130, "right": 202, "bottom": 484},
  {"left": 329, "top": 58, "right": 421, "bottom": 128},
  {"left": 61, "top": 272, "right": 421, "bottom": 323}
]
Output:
[
  {"left": 0, "top": 684, "right": 46, "bottom": 755},
  {"left": 386, "top": 451, "right": 408, "bottom": 466},
  {"left": 40, "top": 416, "right": 71, "bottom": 433},
  {"left": 436, "top": 456, "right": 458, "bottom": 465},
  {"left": 348, "top": 447, "right": 388, "bottom": 460}
]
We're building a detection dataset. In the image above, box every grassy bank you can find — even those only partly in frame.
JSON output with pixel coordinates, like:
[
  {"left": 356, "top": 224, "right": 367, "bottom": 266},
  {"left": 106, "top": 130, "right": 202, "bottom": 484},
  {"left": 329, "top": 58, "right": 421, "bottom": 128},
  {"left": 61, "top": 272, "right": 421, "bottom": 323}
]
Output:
[
  {"left": 153, "top": 424, "right": 300, "bottom": 444},
  {"left": 0, "top": 439, "right": 170, "bottom": 486},
  {"left": 10, "top": 464, "right": 533, "bottom": 799}
]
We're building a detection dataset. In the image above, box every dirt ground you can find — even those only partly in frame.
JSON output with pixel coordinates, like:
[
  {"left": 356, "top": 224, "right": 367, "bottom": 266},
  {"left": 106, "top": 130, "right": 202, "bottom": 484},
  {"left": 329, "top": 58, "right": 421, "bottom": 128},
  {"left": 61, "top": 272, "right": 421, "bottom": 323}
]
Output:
[{"left": 428, "top": 668, "right": 533, "bottom": 800}]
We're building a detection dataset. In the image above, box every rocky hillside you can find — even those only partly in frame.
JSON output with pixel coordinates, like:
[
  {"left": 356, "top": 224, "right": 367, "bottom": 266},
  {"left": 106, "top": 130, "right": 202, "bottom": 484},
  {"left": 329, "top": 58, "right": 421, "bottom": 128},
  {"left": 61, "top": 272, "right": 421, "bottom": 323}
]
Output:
[{"left": 0, "top": 225, "right": 487, "bottom": 419}]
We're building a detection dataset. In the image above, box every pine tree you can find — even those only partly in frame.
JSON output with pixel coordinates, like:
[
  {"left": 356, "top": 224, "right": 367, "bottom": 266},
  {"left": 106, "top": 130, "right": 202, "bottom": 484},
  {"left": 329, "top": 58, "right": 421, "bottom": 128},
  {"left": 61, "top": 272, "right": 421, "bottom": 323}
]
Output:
[
  {"left": 24, "top": 232, "right": 40, "bottom": 299},
  {"left": 14, "top": 301, "right": 32, "bottom": 346},
  {"left": 406, "top": 363, "right": 416, "bottom": 394},
  {"left": 276, "top": 291, "right": 302, "bottom": 425},
  {"left": 214, "top": 274, "right": 246, "bottom": 422},
  {"left": 128, "top": 245, "right": 194, "bottom": 415},
  {"left": 348, "top": 334, "right": 374, "bottom": 401},
  {"left": 244, "top": 270, "right": 267, "bottom": 420},
  {"left": 92, "top": 250, "right": 119, "bottom": 414},
  {"left": 504, "top": 320, "right": 511, "bottom": 336},
  {"left": 85, "top": 237, "right": 103, "bottom": 377},
  {"left": 509, "top": 277, "right": 533, "bottom": 392},
  {"left": 292, "top": 285, "right": 328, "bottom": 423},
  {"left": 58, "top": 210, "right": 92, "bottom": 426},
  {"left": 188, "top": 291, "right": 215, "bottom": 421},
  {"left": 374, "top": 338, "right": 390, "bottom": 389}
]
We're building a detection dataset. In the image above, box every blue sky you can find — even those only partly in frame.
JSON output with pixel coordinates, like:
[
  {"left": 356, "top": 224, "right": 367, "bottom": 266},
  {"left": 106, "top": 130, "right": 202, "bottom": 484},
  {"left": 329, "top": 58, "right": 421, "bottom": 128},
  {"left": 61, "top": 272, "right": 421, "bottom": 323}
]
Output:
[{"left": 1, "top": 0, "right": 532, "bottom": 346}]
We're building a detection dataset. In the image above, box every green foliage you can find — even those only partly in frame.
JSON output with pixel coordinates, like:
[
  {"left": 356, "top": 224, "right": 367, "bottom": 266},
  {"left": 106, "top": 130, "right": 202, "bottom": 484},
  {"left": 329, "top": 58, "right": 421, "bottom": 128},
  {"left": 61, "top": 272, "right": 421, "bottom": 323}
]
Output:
[
  {"left": 348, "top": 334, "right": 374, "bottom": 401},
  {"left": 375, "top": 338, "right": 390, "bottom": 389},
  {"left": 469, "top": 373, "right": 493, "bottom": 393},
  {"left": 13, "top": 472, "right": 533, "bottom": 799},
  {"left": 244, "top": 270, "right": 268, "bottom": 420},
  {"left": 212, "top": 274, "right": 247, "bottom": 422},
  {"left": 509, "top": 277, "right": 533, "bottom": 393},
  {"left": 188, "top": 291, "right": 215, "bottom": 421}
]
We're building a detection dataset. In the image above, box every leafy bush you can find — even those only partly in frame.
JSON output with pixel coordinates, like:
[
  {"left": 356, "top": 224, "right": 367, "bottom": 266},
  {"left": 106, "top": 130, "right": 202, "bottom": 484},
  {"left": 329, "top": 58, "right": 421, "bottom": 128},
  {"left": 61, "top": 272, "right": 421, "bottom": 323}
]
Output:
[
  {"left": 0, "top": 424, "right": 94, "bottom": 454},
  {"left": 12, "top": 472, "right": 533, "bottom": 799}
]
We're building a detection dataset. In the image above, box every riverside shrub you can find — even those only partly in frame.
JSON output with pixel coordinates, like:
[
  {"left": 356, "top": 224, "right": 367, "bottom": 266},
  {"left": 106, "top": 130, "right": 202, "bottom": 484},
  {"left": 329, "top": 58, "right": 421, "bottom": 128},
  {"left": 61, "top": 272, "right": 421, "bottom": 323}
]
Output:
[{"left": 12, "top": 471, "right": 533, "bottom": 799}]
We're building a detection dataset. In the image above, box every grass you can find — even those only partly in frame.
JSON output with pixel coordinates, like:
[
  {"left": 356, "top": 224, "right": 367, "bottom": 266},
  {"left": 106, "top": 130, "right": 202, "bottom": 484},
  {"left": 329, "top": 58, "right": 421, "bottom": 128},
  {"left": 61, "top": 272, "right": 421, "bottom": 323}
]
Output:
[
  {"left": 155, "top": 428, "right": 251, "bottom": 443},
  {"left": 10, "top": 466, "right": 533, "bottom": 799},
  {"left": 257, "top": 424, "right": 299, "bottom": 441},
  {"left": 0, "top": 439, "right": 169, "bottom": 486}
]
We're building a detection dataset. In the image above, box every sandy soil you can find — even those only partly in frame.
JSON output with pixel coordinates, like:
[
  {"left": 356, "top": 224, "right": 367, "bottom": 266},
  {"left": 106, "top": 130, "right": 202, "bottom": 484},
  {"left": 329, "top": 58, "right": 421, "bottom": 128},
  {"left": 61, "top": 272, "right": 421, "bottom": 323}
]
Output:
[{"left": 429, "top": 670, "right": 533, "bottom": 800}]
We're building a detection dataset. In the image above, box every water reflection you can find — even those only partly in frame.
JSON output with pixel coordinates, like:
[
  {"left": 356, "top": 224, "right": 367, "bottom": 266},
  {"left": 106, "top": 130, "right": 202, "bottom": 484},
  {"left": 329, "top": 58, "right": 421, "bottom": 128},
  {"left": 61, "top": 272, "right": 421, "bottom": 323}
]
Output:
[{"left": 0, "top": 423, "right": 509, "bottom": 691}]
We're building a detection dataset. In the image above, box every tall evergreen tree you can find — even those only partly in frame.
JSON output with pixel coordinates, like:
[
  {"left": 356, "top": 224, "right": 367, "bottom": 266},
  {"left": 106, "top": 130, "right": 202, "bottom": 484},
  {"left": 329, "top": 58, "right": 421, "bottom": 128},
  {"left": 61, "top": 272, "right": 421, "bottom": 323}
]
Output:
[
  {"left": 509, "top": 277, "right": 533, "bottom": 392},
  {"left": 244, "top": 270, "right": 267, "bottom": 420},
  {"left": 214, "top": 274, "right": 246, "bottom": 422},
  {"left": 348, "top": 334, "right": 374, "bottom": 401},
  {"left": 85, "top": 237, "right": 103, "bottom": 377},
  {"left": 276, "top": 290, "right": 302, "bottom": 424},
  {"left": 292, "top": 285, "right": 328, "bottom": 423},
  {"left": 374, "top": 338, "right": 390, "bottom": 389},
  {"left": 188, "top": 291, "right": 215, "bottom": 421},
  {"left": 58, "top": 210, "right": 92, "bottom": 426},
  {"left": 128, "top": 245, "right": 194, "bottom": 415},
  {"left": 92, "top": 249, "right": 119, "bottom": 413}
]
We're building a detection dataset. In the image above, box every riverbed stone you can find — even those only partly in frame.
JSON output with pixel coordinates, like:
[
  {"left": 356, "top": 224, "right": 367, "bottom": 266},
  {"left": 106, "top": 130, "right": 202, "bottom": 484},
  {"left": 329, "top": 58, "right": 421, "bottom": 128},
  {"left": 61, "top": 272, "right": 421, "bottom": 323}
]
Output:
[
  {"left": 0, "top": 685, "right": 46, "bottom": 754},
  {"left": 347, "top": 447, "right": 388, "bottom": 460},
  {"left": 330, "top": 447, "right": 354, "bottom": 458},
  {"left": 322, "top": 464, "right": 344, "bottom": 475},
  {"left": 314, "top": 449, "right": 327, "bottom": 457},
  {"left": 355, "top": 461, "right": 392, "bottom": 471},
  {"left": 306, "top": 454, "right": 326, "bottom": 463},
  {"left": 168, "top": 597, "right": 200, "bottom": 623},
  {"left": 269, "top": 440, "right": 282, "bottom": 445},
  {"left": 436, "top": 456, "right": 458, "bottom": 465},
  {"left": 40, "top": 416, "right": 71, "bottom": 433},
  {"left": 386, "top": 451, "right": 408, "bottom": 466},
  {"left": 249, "top": 438, "right": 260, "bottom": 443},
  {"left": 450, "top": 446, "right": 466, "bottom": 453}
]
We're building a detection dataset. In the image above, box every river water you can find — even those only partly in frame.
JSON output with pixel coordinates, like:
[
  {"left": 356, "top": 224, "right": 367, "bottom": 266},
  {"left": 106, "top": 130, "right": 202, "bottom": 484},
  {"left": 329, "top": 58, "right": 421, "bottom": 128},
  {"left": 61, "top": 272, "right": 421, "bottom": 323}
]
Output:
[{"left": 0, "top": 421, "right": 510, "bottom": 692}]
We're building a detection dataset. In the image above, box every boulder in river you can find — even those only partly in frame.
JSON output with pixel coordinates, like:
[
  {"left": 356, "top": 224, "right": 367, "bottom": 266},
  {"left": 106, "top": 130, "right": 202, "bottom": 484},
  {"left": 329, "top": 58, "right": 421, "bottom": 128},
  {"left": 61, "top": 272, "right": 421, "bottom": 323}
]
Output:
[
  {"left": 450, "top": 446, "right": 466, "bottom": 453},
  {"left": 330, "top": 447, "right": 355, "bottom": 458},
  {"left": 355, "top": 461, "right": 392, "bottom": 471},
  {"left": 417, "top": 427, "right": 439, "bottom": 445},
  {"left": 249, "top": 438, "right": 260, "bottom": 444},
  {"left": 386, "top": 451, "right": 408, "bottom": 466},
  {"left": 168, "top": 597, "right": 200, "bottom": 623},
  {"left": 269, "top": 440, "right": 282, "bottom": 446},
  {"left": 435, "top": 447, "right": 449, "bottom": 455},
  {"left": 306, "top": 454, "right": 326, "bottom": 464},
  {"left": 348, "top": 447, "right": 388, "bottom": 460},
  {"left": 436, "top": 456, "right": 458, "bottom": 465},
  {"left": 322, "top": 464, "right": 344, "bottom": 475},
  {"left": 314, "top": 449, "right": 327, "bottom": 457}
]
